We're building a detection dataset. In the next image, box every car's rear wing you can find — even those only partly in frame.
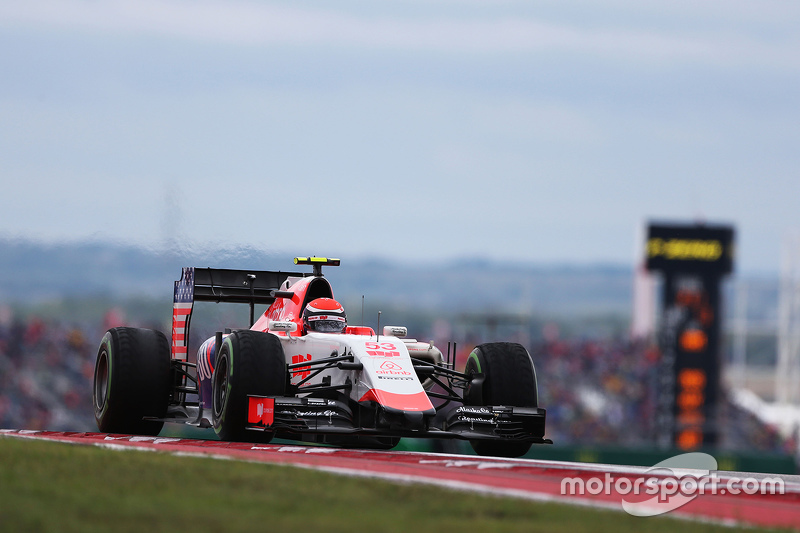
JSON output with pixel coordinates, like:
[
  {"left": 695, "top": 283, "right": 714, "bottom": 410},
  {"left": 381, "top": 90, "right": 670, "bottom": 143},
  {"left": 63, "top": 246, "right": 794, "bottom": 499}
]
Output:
[{"left": 171, "top": 267, "right": 305, "bottom": 360}]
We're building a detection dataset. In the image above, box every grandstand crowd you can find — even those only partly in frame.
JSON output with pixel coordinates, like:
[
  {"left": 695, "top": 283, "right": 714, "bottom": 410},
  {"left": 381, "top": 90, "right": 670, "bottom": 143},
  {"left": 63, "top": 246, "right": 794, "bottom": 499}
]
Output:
[
  {"left": 0, "top": 311, "right": 98, "bottom": 432},
  {"left": 0, "top": 310, "right": 795, "bottom": 457},
  {"left": 531, "top": 337, "right": 796, "bottom": 455}
]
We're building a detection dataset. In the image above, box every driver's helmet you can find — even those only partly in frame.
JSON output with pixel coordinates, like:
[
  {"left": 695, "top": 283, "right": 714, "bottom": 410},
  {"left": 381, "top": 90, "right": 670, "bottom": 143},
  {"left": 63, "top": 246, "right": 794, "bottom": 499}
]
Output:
[{"left": 303, "top": 298, "right": 347, "bottom": 334}]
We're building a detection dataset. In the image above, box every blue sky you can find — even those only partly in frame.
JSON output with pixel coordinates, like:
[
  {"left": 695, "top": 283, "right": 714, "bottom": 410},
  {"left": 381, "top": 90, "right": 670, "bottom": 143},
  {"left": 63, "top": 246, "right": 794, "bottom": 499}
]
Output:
[{"left": 1, "top": 1, "right": 798, "bottom": 273}]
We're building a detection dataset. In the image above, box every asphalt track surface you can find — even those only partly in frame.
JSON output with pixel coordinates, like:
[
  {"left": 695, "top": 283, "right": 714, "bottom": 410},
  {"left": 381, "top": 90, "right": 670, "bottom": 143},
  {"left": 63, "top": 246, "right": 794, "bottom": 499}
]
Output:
[{"left": 3, "top": 430, "right": 799, "bottom": 530}]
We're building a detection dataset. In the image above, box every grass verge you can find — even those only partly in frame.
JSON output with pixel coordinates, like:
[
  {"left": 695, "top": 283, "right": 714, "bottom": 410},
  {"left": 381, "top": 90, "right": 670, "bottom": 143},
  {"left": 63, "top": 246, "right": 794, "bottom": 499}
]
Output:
[{"left": 0, "top": 436, "right": 780, "bottom": 533}]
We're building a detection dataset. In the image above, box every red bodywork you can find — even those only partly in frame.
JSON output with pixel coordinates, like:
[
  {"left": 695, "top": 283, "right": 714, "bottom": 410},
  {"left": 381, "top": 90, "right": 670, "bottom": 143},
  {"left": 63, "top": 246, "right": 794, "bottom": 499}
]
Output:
[{"left": 251, "top": 276, "right": 374, "bottom": 337}]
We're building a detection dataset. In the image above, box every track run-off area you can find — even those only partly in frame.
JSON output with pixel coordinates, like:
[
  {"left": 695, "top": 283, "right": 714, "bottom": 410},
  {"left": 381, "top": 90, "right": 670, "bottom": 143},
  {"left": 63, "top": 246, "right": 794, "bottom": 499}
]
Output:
[{"left": 3, "top": 430, "right": 799, "bottom": 530}]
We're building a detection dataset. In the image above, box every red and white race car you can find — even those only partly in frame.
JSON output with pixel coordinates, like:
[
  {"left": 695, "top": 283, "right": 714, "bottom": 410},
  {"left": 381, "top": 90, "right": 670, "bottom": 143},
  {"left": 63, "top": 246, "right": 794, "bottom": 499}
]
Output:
[{"left": 92, "top": 257, "right": 550, "bottom": 457}]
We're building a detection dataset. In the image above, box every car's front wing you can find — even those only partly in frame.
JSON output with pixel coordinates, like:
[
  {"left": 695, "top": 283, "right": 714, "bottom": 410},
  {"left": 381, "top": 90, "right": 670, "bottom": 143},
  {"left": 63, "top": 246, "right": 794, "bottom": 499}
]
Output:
[{"left": 245, "top": 395, "right": 552, "bottom": 444}]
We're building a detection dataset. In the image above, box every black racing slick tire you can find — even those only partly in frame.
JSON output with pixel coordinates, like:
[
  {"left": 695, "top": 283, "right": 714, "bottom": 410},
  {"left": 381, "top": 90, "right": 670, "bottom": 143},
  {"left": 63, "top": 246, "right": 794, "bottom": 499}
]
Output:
[
  {"left": 212, "top": 330, "right": 286, "bottom": 443},
  {"left": 464, "top": 342, "right": 539, "bottom": 458},
  {"left": 93, "top": 327, "right": 171, "bottom": 436}
]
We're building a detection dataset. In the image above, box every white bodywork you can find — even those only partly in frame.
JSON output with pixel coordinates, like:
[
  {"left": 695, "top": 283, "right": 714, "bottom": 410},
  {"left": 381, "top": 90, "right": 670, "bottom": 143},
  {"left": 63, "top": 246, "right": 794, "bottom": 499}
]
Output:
[{"left": 279, "top": 332, "right": 434, "bottom": 412}]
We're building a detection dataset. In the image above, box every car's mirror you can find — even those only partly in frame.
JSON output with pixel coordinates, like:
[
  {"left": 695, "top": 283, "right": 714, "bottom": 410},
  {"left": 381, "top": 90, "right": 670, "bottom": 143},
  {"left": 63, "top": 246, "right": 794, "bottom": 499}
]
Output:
[
  {"left": 383, "top": 326, "right": 407, "bottom": 338},
  {"left": 269, "top": 320, "right": 298, "bottom": 333}
]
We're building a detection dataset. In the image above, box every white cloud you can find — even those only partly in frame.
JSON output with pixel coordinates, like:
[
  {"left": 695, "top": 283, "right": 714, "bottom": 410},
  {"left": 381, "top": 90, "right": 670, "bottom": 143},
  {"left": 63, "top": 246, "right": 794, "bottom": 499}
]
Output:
[{"left": 1, "top": 0, "right": 798, "bottom": 70}]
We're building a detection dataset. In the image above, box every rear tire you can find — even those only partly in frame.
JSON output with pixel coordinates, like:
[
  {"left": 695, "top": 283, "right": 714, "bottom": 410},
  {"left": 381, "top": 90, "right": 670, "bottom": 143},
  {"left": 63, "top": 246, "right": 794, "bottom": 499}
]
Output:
[
  {"left": 93, "top": 327, "right": 171, "bottom": 436},
  {"left": 212, "top": 330, "right": 286, "bottom": 443},
  {"left": 464, "top": 342, "right": 538, "bottom": 458}
]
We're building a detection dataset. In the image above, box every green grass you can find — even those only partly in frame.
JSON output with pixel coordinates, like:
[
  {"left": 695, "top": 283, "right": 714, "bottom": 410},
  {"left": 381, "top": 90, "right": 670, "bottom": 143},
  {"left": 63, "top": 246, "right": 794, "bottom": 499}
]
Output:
[{"left": 0, "top": 436, "right": 782, "bottom": 533}]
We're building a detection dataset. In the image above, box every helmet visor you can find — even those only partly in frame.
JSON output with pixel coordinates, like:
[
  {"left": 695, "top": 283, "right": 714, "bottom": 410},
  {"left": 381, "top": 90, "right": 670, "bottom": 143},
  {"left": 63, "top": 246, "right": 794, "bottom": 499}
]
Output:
[{"left": 311, "top": 320, "right": 346, "bottom": 333}]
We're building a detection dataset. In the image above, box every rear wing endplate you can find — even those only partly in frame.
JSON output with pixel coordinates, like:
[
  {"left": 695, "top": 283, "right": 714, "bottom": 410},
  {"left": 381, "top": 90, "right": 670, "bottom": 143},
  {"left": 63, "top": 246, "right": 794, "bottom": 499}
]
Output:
[{"left": 171, "top": 267, "right": 304, "bottom": 360}]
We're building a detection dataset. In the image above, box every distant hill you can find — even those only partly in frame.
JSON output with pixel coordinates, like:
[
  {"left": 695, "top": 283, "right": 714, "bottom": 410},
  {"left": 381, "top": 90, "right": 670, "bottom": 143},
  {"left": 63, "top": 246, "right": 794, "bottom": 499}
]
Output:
[{"left": 0, "top": 239, "right": 636, "bottom": 317}]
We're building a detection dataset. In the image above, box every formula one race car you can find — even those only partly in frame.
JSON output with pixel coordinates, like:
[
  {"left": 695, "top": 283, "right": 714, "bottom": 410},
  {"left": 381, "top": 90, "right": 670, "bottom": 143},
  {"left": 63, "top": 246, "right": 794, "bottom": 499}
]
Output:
[{"left": 92, "top": 257, "right": 550, "bottom": 457}]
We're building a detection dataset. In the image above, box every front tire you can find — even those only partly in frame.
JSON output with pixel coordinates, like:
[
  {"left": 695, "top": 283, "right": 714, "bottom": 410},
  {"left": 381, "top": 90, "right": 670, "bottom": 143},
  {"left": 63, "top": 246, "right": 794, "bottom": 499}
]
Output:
[
  {"left": 212, "top": 330, "right": 286, "bottom": 442},
  {"left": 464, "top": 342, "right": 538, "bottom": 458},
  {"left": 93, "top": 327, "right": 171, "bottom": 436}
]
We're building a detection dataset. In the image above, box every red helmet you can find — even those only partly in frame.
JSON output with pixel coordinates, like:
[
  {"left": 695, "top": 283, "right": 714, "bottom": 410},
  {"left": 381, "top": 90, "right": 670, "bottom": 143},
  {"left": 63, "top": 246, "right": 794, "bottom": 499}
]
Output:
[{"left": 303, "top": 298, "right": 347, "bottom": 333}]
